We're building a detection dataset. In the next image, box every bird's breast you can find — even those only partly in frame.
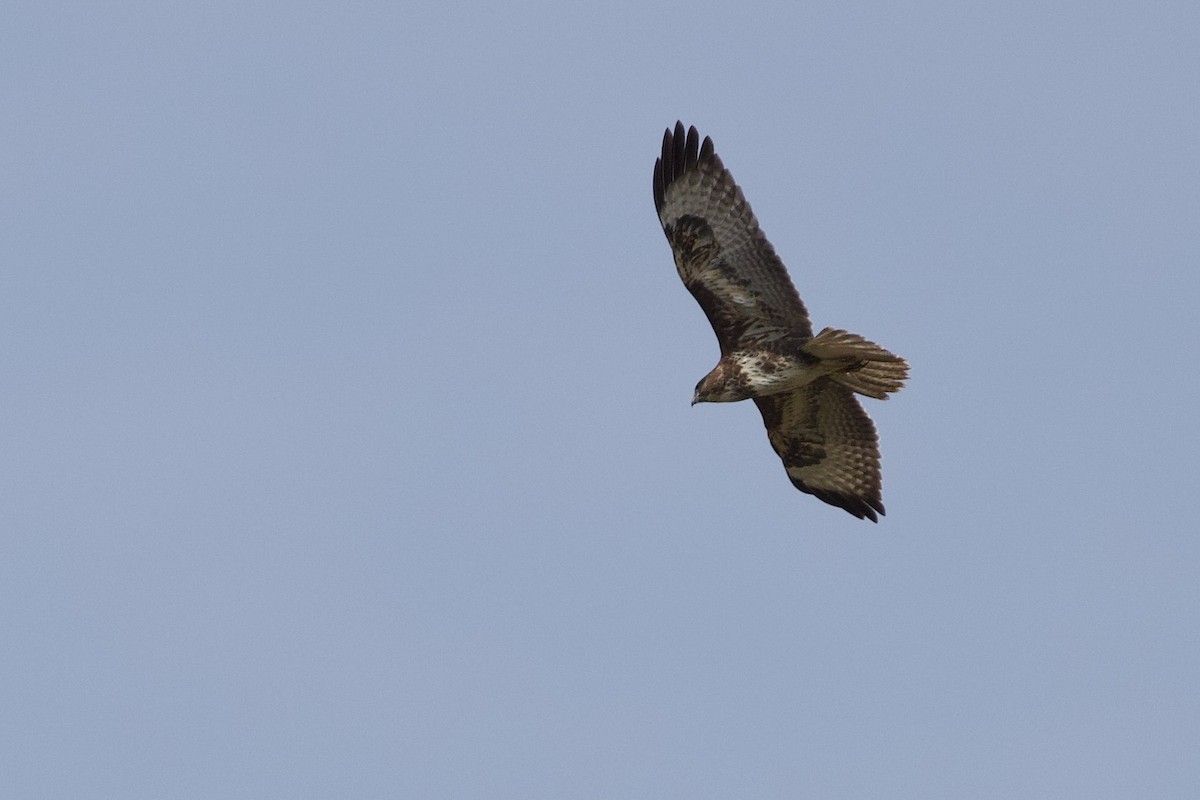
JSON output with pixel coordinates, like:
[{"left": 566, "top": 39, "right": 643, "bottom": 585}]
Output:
[{"left": 732, "top": 350, "right": 824, "bottom": 395}]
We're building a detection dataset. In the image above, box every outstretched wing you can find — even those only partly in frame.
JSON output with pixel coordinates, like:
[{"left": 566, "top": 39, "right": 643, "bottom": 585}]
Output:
[
  {"left": 654, "top": 122, "right": 812, "bottom": 355},
  {"left": 753, "top": 381, "right": 886, "bottom": 521}
]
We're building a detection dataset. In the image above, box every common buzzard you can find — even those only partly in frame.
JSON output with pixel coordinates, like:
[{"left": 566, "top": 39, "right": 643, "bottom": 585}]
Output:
[{"left": 654, "top": 122, "right": 908, "bottom": 521}]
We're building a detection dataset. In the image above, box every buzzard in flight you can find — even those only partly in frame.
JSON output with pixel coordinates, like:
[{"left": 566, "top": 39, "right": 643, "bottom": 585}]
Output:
[{"left": 653, "top": 122, "right": 908, "bottom": 521}]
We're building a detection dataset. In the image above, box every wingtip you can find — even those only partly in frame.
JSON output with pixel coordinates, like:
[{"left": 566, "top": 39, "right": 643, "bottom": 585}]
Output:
[
  {"left": 791, "top": 478, "right": 885, "bottom": 522},
  {"left": 844, "top": 497, "right": 885, "bottom": 523},
  {"left": 844, "top": 496, "right": 884, "bottom": 523},
  {"left": 655, "top": 122, "right": 720, "bottom": 212}
]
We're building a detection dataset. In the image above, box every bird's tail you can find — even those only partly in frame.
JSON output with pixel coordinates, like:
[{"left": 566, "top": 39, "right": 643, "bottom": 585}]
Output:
[{"left": 804, "top": 327, "right": 908, "bottom": 400}]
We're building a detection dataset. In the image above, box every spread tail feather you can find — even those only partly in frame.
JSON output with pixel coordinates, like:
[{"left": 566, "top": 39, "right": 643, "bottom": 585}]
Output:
[{"left": 804, "top": 327, "right": 908, "bottom": 400}]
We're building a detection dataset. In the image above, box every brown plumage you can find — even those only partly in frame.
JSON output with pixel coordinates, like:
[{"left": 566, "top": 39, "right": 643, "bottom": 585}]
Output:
[{"left": 654, "top": 122, "right": 908, "bottom": 521}]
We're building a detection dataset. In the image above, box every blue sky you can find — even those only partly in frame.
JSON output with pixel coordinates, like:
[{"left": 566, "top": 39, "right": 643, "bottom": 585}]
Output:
[{"left": 4, "top": 2, "right": 1198, "bottom": 797}]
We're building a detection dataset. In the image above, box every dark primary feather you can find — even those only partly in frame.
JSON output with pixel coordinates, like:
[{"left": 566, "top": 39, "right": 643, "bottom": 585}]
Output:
[{"left": 653, "top": 122, "right": 813, "bottom": 354}]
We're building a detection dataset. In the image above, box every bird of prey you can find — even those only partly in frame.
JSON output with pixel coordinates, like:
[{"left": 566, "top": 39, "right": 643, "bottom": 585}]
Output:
[{"left": 653, "top": 122, "right": 908, "bottom": 521}]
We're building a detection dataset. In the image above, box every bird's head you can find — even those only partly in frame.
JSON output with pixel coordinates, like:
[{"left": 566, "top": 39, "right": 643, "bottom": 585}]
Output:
[{"left": 693, "top": 362, "right": 751, "bottom": 405}]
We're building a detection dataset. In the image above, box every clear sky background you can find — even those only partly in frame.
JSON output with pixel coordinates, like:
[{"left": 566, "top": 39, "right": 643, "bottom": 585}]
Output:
[{"left": 4, "top": 2, "right": 1198, "bottom": 798}]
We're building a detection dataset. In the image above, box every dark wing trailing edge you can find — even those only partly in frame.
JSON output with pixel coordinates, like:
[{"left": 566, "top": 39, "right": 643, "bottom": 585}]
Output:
[
  {"left": 753, "top": 382, "right": 886, "bottom": 522},
  {"left": 653, "top": 122, "right": 813, "bottom": 354}
]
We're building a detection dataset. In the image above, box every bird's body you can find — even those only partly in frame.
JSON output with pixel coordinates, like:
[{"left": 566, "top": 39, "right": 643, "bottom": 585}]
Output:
[
  {"left": 654, "top": 122, "right": 908, "bottom": 521},
  {"left": 694, "top": 349, "right": 826, "bottom": 404}
]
